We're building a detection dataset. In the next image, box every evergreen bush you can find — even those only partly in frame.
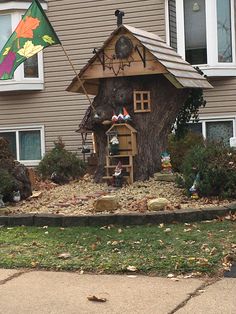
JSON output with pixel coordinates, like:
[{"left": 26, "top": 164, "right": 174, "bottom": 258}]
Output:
[
  {"left": 168, "top": 131, "right": 205, "bottom": 172},
  {"left": 0, "top": 169, "right": 15, "bottom": 201},
  {"left": 37, "top": 138, "right": 86, "bottom": 182},
  {"left": 181, "top": 143, "right": 236, "bottom": 198}
]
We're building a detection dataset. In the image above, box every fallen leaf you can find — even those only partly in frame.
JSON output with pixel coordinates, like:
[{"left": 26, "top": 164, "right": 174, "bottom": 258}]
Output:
[
  {"left": 57, "top": 252, "right": 71, "bottom": 259},
  {"left": 184, "top": 228, "right": 192, "bottom": 232},
  {"left": 167, "top": 273, "right": 174, "bottom": 278},
  {"left": 87, "top": 296, "right": 107, "bottom": 302},
  {"left": 164, "top": 228, "right": 171, "bottom": 233},
  {"left": 91, "top": 243, "right": 97, "bottom": 250},
  {"left": 127, "top": 265, "right": 137, "bottom": 272}
]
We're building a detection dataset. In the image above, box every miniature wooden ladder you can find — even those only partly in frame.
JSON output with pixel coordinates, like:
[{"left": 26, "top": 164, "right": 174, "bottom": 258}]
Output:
[{"left": 104, "top": 155, "right": 134, "bottom": 184}]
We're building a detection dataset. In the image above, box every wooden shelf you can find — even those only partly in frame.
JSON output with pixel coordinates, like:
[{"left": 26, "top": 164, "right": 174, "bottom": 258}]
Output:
[
  {"left": 103, "top": 175, "right": 130, "bottom": 180},
  {"left": 105, "top": 165, "right": 132, "bottom": 168},
  {"left": 107, "top": 154, "right": 131, "bottom": 158},
  {"left": 105, "top": 124, "right": 137, "bottom": 184}
]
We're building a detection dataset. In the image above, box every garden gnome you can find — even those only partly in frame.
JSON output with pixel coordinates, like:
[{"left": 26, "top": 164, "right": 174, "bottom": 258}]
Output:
[
  {"left": 123, "top": 107, "right": 131, "bottom": 122},
  {"left": 109, "top": 134, "right": 119, "bottom": 155},
  {"left": 0, "top": 194, "right": 5, "bottom": 208},
  {"left": 112, "top": 161, "right": 123, "bottom": 187},
  {"left": 189, "top": 173, "right": 200, "bottom": 199},
  {"left": 161, "top": 152, "right": 173, "bottom": 174},
  {"left": 117, "top": 109, "right": 124, "bottom": 123},
  {"left": 111, "top": 111, "right": 118, "bottom": 123},
  {"left": 13, "top": 191, "right": 21, "bottom": 202}
]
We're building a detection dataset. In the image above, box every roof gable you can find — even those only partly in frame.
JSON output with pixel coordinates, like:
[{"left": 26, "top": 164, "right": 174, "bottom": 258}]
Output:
[{"left": 67, "top": 24, "right": 212, "bottom": 94}]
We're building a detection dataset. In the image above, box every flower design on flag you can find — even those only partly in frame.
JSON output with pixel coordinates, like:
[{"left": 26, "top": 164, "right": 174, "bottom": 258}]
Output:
[
  {"left": 3, "top": 47, "right": 11, "bottom": 56},
  {"left": 0, "top": 51, "right": 16, "bottom": 78},
  {"left": 17, "top": 41, "right": 43, "bottom": 58},
  {"left": 42, "top": 35, "right": 55, "bottom": 45},
  {"left": 16, "top": 16, "right": 40, "bottom": 39}
]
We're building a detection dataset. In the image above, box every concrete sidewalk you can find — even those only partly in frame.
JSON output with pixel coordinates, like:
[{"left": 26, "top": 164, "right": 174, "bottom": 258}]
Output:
[{"left": 0, "top": 269, "right": 235, "bottom": 314}]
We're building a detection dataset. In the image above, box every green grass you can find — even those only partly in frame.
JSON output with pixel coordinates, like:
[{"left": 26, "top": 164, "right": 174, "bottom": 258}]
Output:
[{"left": 0, "top": 220, "right": 235, "bottom": 276}]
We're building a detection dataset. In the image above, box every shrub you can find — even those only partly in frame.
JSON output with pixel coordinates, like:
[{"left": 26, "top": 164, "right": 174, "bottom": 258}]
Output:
[
  {"left": 181, "top": 143, "right": 236, "bottom": 198},
  {"left": 0, "top": 168, "right": 15, "bottom": 201},
  {"left": 168, "top": 131, "right": 205, "bottom": 172},
  {"left": 37, "top": 138, "right": 86, "bottom": 182}
]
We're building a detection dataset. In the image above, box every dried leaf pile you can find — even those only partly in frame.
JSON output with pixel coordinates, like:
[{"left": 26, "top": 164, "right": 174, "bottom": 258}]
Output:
[{"left": 5, "top": 175, "right": 233, "bottom": 216}]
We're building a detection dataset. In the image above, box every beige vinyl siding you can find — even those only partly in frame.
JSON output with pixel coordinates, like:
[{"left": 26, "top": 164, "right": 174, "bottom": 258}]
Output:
[
  {"left": 201, "top": 77, "right": 236, "bottom": 117},
  {"left": 0, "top": 0, "right": 165, "bottom": 155}
]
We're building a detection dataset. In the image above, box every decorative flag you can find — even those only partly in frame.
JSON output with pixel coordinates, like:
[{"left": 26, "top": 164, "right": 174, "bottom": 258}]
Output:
[{"left": 0, "top": 0, "right": 61, "bottom": 80}]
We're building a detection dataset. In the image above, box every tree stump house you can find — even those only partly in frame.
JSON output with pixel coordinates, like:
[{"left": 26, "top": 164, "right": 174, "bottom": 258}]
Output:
[{"left": 67, "top": 22, "right": 212, "bottom": 183}]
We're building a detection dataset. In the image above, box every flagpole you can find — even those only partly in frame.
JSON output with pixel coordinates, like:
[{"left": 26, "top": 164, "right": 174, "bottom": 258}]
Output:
[{"left": 60, "top": 44, "right": 96, "bottom": 112}]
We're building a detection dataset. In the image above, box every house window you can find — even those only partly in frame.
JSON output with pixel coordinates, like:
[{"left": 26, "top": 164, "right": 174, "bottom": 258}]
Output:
[
  {"left": 0, "top": 14, "right": 12, "bottom": 51},
  {"left": 217, "top": 0, "right": 232, "bottom": 62},
  {"left": 0, "top": 1, "right": 47, "bottom": 91},
  {"left": 0, "top": 126, "right": 45, "bottom": 166},
  {"left": 184, "top": 0, "right": 207, "bottom": 65},
  {"left": 168, "top": 0, "right": 177, "bottom": 51},
  {"left": 188, "top": 119, "right": 234, "bottom": 145},
  {"left": 206, "top": 121, "right": 233, "bottom": 145},
  {"left": 133, "top": 91, "right": 151, "bottom": 113},
  {"left": 24, "top": 55, "right": 39, "bottom": 78},
  {"left": 168, "top": 0, "right": 236, "bottom": 76}
]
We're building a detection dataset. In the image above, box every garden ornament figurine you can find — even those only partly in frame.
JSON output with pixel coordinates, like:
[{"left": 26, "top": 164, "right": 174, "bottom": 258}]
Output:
[
  {"left": 161, "top": 152, "right": 173, "bottom": 174},
  {"left": 189, "top": 173, "right": 200, "bottom": 199},
  {"left": 111, "top": 111, "right": 118, "bottom": 123},
  {"left": 112, "top": 161, "right": 123, "bottom": 187},
  {"left": 117, "top": 109, "right": 124, "bottom": 123},
  {"left": 0, "top": 194, "right": 5, "bottom": 208},
  {"left": 13, "top": 191, "right": 21, "bottom": 202},
  {"left": 123, "top": 107, "right": 131, "bottom": 122},
  {"left": 109, "top": 134, "right": 119, "bottom": 155}
]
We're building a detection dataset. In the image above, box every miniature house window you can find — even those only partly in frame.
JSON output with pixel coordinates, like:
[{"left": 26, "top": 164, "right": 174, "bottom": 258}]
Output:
[{"left": 133, "top": 91, "right": 151, "bottom": 113}]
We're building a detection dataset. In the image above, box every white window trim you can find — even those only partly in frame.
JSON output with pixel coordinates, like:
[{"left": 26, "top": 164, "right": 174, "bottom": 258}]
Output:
[
  {"left": 169, "top": 0, "right": 236, "bottom": 77},
  {"left": 0, "top": 2, "right": 47, "bottom": 11},
  {"left": 0, "top": 125, "right": 45, "bottom": 166},
  {"left": 189, "top": 116, "right": 236, "bottom": 140},
  {"left": 0, "top": 2, "right": 47, "bottom": 91}
]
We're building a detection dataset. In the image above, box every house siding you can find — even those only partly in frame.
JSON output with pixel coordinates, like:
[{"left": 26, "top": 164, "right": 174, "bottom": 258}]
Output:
[
  {"left": 201, "top": 77, "right": 236, "bottom": 117},
  {"left": 0, "top": 0, "right": 166, "bottom": 155}
]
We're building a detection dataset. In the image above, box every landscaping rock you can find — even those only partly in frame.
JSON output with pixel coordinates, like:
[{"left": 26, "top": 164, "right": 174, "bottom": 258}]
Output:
[
  {"left": 147, "top": 198, "right": 170, "bottom": 211},
  {"left": 94, "top": 195, "right": 119, "bottom": 212},
  {"left": 154, "top": 172, "right": 176, "bottom": 182}
]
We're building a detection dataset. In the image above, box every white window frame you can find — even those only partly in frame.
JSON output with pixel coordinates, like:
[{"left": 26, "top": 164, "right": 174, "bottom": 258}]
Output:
[
  {"left": 0, "top": 125, "right": 45, "bottom": 166},
  {"left": 166, "top": 0, "right": 236, "bottom": 77},
  {"left": 0, "top": 1, "right": 48, "bottom": 92},
  {"left": 189, "top": 116, "right": 236, "bottom": 141}
]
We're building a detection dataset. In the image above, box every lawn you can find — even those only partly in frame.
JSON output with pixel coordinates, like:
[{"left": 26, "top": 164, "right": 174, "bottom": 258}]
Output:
[{"left": 0, "top": 220, "right": 235, "bottom": 276}]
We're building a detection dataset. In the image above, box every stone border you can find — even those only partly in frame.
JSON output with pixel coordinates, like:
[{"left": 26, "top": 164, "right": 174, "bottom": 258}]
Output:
[{"left": 0, "top": 203, "right": 235, "bottom": 227}]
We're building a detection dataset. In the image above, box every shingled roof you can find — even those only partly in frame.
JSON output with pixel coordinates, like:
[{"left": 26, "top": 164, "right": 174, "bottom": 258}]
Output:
[{"left": 67, "top": 24, "right": 212, "bottom": 94}]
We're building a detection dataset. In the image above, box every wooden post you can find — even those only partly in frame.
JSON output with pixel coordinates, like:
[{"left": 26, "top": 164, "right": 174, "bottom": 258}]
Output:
[{"left": 60, "top": 44, "right": 96, "bottom": 112}]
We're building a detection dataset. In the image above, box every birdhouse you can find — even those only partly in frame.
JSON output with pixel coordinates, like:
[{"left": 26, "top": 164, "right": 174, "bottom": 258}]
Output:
[{"left": 106, "top": 123, "right": 137, "bottom": 156}]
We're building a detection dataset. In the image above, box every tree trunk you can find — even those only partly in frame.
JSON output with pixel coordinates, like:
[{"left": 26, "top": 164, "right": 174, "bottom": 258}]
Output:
[{"left": 85, "top": 75, "right": 189, "bottom": 182}]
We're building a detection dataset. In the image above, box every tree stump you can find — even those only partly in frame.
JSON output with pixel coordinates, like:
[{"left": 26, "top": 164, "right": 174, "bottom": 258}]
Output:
[{"left": 85, "top": 75, "right": 189, "bottom": 182}]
